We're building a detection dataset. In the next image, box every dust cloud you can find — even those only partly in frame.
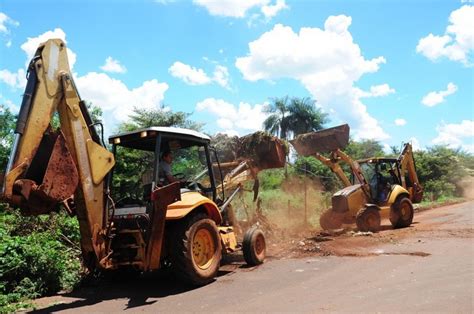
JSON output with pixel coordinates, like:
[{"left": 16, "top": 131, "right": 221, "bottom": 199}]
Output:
[{"left": 458, "top": 177, "right": 474, "bottom": 199}]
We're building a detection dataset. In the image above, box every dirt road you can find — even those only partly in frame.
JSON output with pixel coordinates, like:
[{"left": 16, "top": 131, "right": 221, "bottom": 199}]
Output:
[{"left": 32, "top": 201, "right": 473, "bottom": 313}]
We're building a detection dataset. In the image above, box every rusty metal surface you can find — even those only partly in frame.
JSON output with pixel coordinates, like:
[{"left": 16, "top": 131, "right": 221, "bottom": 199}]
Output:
[
  {"left": 12, "top": 131, "right": 79, "bottom": 215},
  {"left": 291, "top": 124, "right": 350, "bottom": 155}
]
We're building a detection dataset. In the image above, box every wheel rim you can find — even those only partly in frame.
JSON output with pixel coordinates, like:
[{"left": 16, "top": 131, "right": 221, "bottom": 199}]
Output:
[
  {"left": 192, "top": 229, "right": 215, "bottom": 270},
  {"left": 400, "top": 202, "right": 411, "bottom": 219},
  {"left": 254, "top": 233, "right": 266, "bottom": 257}
]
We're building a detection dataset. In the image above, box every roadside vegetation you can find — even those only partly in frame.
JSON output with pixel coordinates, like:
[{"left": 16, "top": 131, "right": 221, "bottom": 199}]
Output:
[{"left": 0, "top": 98, "right": 473, "bottom": 311}]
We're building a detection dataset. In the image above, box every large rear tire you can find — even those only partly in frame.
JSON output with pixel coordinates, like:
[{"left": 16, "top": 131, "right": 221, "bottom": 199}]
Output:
[
  {"left": 319, "top": 209, "right": 343, "bottom": 230},
  {"left": 243, "top": 226, "right": 266, "bottom": 266},
  {"left": 390, "top": 197, "right": 414, "bottom": 228},
  {"left": 356, "top": 206, "right": 381, "bottom": 232},
  {"left": 171, "top": 213, "right": 222, "bottom": 286}
]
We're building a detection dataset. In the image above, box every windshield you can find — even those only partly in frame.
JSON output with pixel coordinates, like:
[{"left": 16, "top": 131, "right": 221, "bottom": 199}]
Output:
[
  {"left": 169, "top": 146, "right": 212, "bottom": 189},
  {"left": 110, "top": 141, "right": 215, "bottom": 209}
]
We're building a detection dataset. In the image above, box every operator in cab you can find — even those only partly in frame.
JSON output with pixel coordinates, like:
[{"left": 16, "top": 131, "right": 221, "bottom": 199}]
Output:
[{"left": 158, "top": 150, "right": 179, "bottom": 185}]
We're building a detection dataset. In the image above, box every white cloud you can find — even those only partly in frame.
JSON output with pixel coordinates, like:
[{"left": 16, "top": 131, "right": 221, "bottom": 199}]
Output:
[
  {"left": 169, "top": 61, "right": 231, "bottom": 89},
  {"left": 196, "top": 98, "right": 267, "bottom": 135},
  {"left": 75, "top": 72, "right": 168, "bottom": 122},
  {"left": 432, "top": 120, "right": 474, "bottom": 153},
  {"left": 409, "top": 137, "right": 421, "bottom": 151},
  {"left": 20, "top": 28, "right": 77, "bottom": 69},
  {"left": 169, "top": 61, "right": 212, "bottom": 85},
  {"left": 235, "top": 17, "right": 389, "bottom": 140},
  {"left": 1, "top": 28, "right": 171, "bottom": 135},
  {"left": 261, "top": 0, "right": 288, "bottom": 19},
  {"left": 0, "top": 69, "right": 26, "bottom": 89},
  {"left": 154, "top": 0, "right": 175, "bottom": 4},
  {"left": 416, "top": 5, "right": 474, "bottom": 66},
  {"left": 369, "top": 84, "right": 395, "bottom": 97},
  {"left": 0, "top": 12, "right": 19, "bottom": 34},
  {"left": 395, "top": 118, "right": 406, "bottom": 126},
  {"left": 421, "top": 82, "right": 458, "bottom": 107},
  {"left": 1, "top": 28, "right": 76, "bottom": 92},
  {"left": 0, "top": 94, "right": 19, "bottom": 112},
  {"left": 193, "top": 0, "right": 269, "bottom": 18},
  {"left": 100, "top": 56, "right": 127, "bottom": 73},
  {"left": 212, "top": 65, "right": 230, "bottom": 89},
  {"left": 356, "top": 83, "right": 395, "bottom": 98},
  {"left": 193, "top": 0, "right": 287, "bottom": 20}
]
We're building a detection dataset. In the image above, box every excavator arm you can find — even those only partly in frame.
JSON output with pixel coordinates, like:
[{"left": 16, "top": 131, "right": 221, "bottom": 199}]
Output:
[
  {"left": 397, "top": 143, "right": 423, "bottom": 203},
  {"left": 1, "top": 39, "right": 115, "bottom": 268},
  {"left": 290, "top": 124, "right": 370, "bottom": 197}
]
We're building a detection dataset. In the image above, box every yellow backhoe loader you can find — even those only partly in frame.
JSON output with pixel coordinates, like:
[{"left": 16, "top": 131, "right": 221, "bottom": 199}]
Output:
[
  {"left": 291, "top": 124, "right": 423, "bottom": 232},
  {"left": 0, "top": 39, "right": 286, "bottom": 285}
]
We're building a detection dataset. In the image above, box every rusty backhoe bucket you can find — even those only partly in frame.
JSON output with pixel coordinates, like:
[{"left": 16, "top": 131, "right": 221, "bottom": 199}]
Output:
[
  {"left": 290, "top": 124, "right": 350, "bottom": 156},
  {"left": 12, "top": 130, "right": 79, "bottom": 215},
  {"left": 236, "top": 131, "right": 287, "bottom": 170}
]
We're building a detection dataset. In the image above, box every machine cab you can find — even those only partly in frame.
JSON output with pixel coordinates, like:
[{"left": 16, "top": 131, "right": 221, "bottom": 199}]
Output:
[
  {"left": 357, "top": 158, "right": 401, "bottom": 204},
  {"left": 108, "top": 127, "right": 222, "bottom": 215}
]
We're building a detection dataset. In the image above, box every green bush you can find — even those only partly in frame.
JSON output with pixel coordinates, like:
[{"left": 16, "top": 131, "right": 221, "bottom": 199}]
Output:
[
  {"left": 258, "top": 169, "right": 286, "bottom": 190},
  {"left": 423, "top": 180, "right": 456, "bottom": 201},
  {"left": 0, "top": 208, "right": 81, "bottom": 312}
]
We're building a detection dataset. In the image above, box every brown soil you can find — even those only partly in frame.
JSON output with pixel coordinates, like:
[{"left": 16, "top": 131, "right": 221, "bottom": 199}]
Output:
[{"left": 263, "top": 201, "right": 473, "bottom": 259}]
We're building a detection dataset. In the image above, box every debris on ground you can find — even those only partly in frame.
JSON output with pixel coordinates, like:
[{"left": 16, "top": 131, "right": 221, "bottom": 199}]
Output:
[{"left": 349, "top": 231, "right": 374, "bottom": 237}]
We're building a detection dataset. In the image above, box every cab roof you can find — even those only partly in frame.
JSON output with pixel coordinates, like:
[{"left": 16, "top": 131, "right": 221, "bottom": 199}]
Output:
[{"left": 108, "top": 127, "right": 211, "bottom": 151}]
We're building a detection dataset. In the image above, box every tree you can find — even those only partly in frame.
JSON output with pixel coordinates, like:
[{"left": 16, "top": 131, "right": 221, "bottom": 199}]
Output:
[
  {"left": 119, "top": 106, "right": 203, "bottom": 132},
  {"left": 286, "top": 97, "right": 328, "bottom": 138},
  {"left": 414, "top": 146, "right": 473, "bottom": 199},
  {"left": 0, "top": 105, "right": 16, "bottom": 171},
  {"left": 263, "top": 97, "right": 291, "bottom": 139},
  {"left": 344, "top": 139, "right": 385, "bottom": 160},
  {"left": 263, "top": 97, "right": 328, "bottom": 140},
  {"left": 294, "top": 156, "right": 341, "bottom": 192}
]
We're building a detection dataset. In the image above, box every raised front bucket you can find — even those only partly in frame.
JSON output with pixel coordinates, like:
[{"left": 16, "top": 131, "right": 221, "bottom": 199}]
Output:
[
  {"left": 237, "top": 132, "right": 287, "bottom": 170},
  {"left": 290, "top": 124, "right": 350, "bottom": 156}
]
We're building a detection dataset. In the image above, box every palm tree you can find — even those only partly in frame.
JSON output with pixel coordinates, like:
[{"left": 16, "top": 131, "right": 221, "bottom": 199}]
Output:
[
  {"left": 263, "top": 97, "right": 291, "bottom": 139},
  {"left": 286, "top": 97, "right": 328, "bottom": 138},
  {"left": 263, "top": 96, "right": 328, "bottom": 140}
]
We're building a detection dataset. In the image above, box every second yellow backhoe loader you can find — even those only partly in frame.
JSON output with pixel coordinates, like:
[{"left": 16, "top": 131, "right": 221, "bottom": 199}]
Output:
[
  {"left": 0, "top": 39, "right": 286, "bottom": 285},
  {"left": 291, "top": 124, "right": 423, "bottom": 232}
]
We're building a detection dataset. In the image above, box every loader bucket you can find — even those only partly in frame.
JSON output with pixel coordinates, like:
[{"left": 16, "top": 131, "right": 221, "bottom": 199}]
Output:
[
  {"left": 13, "top": 130, "right": 79, "bottom": 215},
  {"left": 290, "top": 124, "right": 350, "bottom": 156},
  {"left": 237, "top": 131, "right": 287, "bottom": 170}
]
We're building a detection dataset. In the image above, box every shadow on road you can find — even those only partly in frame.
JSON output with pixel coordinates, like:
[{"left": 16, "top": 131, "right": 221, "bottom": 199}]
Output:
[{"left": 29, "top": 255, "right": 245, "bottom": 313}]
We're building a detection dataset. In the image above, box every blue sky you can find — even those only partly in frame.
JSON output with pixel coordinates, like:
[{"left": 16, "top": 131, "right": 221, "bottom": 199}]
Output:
[{"left": 0, "top": 0, "right": 473, "bottom": 153}]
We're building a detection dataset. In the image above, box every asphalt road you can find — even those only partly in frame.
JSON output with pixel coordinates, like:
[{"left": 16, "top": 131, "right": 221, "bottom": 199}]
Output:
[{"left": 32, "top": 201, "right": 474, "bottom": 313}]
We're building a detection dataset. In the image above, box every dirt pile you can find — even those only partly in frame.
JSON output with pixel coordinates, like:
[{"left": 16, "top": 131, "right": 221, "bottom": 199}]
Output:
[{"left": 211, "top": 131, "right": 287, "bottom": 170}]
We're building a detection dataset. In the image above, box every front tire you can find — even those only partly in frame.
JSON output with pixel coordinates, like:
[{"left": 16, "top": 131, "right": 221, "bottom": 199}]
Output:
[
  {"left": 243, "top": 226, "right": 266, "bottom": 266},
  {"left": 171, "top": 213, "right": 222, "bottom": 286},
  {"left": 356, "top": 206, "right": 381, "bottom": 232},
  {"left": 390, "top": 197, "right": 414, "bottom": 228}
]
